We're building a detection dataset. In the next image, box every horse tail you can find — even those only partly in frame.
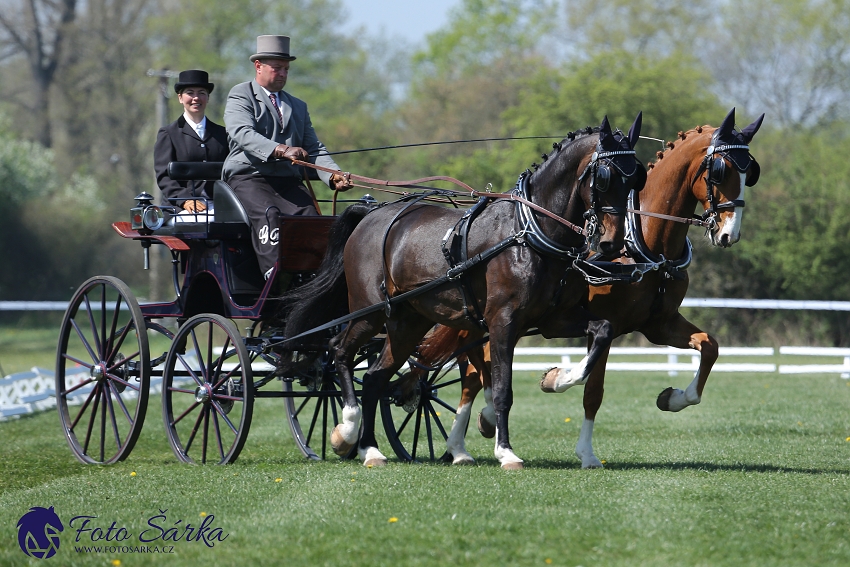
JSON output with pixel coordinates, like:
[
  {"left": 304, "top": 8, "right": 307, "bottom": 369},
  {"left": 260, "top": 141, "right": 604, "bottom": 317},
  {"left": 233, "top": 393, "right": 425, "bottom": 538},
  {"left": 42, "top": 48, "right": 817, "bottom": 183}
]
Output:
[
  {"left": 417, "top": 325, "right": 471, "bottom": 366},
  {"left": 278, "top": 203, "right": 372, "bottom": 348}
]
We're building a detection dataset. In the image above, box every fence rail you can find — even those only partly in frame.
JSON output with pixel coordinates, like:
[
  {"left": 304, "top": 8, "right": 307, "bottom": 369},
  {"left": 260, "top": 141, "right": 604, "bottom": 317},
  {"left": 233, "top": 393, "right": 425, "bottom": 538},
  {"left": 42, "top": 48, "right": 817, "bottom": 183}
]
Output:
[{"left": 3, "top": 346, "right": 848, "bottom": 421}]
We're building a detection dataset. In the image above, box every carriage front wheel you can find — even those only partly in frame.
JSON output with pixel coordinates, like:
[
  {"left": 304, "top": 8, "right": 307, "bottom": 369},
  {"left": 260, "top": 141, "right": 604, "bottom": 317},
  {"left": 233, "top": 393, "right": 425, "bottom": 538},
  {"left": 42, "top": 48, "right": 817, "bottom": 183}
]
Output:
[
  {"left": 162, "top": 314, "right": 253, "bottom": 464},
  {"left": 56, "top": 276, "right": 150, "bottom": 464}
]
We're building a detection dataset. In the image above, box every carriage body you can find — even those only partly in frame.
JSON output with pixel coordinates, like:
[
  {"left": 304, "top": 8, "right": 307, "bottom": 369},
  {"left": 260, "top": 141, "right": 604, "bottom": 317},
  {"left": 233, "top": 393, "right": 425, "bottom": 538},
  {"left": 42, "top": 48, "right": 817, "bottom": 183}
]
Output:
[{"left": 54, "top": 163, "right": 455, "bottom": 465}]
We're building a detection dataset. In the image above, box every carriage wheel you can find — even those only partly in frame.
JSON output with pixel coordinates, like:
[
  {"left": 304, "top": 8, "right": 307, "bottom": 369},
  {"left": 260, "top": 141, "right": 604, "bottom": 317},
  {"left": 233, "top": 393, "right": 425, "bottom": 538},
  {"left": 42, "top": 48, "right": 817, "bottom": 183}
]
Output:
[
  {"left": 56, "top": 276, "right": 150, "bottom": 464},
  {"left": 162, "top": 314, "right": 253, "bottom": 464},
  {"left": 380, "top": 358, "right": 463, "bottom": 462},
  {"left": 282, "top": 342, "right": 372, "bottom": 461}
]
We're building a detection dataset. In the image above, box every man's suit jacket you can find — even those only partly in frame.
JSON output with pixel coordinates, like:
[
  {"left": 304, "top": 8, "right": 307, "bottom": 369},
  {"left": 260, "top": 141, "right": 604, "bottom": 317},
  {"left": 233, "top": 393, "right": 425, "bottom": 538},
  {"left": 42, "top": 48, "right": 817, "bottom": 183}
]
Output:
[
  {"left": 222, "top": 80, "right": 340, "bottom": 184},
  {"left": 154, "top": 116, "right": 228, "bottom": 206}
]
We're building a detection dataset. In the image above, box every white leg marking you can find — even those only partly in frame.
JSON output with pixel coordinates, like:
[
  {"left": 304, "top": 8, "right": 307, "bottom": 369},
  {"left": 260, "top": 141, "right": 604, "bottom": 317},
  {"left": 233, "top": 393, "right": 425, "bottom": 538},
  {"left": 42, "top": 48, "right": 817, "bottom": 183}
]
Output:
[
  {"left": 493, "top": 439, "right": 524, "bottom": 467},
  {"left": 575, "top": 418, "right": 603, "bottom": 469},
  {"left": 665, "top": 370, "right": 702, "bottom": 412},
  {"left": 358, "top": 445, "right": 387, "bottom": 466},
  {"left": 338, "top": 405, "right": 361, "bottom": 445},
  {"left": 553, "top": 356, "right": 590, "bottom": 392},
  {"left": 480, "top": 387, "right": 496, "bottom": 425},
  {"left": 446, "top": 402, "right": 475, "bottom": 465}
]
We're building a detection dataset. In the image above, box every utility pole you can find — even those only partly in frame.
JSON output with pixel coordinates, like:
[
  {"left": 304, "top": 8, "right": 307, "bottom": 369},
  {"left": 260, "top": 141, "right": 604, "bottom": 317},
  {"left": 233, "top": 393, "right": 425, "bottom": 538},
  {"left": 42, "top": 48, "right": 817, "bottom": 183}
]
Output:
[{"left": 145, "top": 69, "right": 178, "bottom": 301}]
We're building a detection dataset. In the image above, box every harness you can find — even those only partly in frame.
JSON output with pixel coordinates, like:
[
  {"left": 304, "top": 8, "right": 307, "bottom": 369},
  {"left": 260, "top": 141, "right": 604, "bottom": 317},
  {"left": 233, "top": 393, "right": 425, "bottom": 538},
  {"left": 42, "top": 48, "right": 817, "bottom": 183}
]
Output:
[{"left": 691, "top": 131, "right": 751, "bottom": 232}]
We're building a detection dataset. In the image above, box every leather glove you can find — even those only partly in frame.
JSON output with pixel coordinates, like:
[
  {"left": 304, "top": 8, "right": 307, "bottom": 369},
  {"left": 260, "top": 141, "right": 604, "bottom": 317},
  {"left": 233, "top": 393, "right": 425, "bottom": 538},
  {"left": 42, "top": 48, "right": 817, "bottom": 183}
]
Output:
[
  {"left": 273, "top": 144, "right": 308, "bottom": 162},
  {"left": 330, "top": 172, "right": 352, "bottom": 192}
]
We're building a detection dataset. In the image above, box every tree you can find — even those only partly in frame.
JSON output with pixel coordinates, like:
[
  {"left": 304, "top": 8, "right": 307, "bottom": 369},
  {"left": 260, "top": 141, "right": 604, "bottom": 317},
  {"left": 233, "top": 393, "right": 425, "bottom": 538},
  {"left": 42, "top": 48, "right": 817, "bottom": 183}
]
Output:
[{"left": 0, "top": 0, "right": 78, "bottom": 147}]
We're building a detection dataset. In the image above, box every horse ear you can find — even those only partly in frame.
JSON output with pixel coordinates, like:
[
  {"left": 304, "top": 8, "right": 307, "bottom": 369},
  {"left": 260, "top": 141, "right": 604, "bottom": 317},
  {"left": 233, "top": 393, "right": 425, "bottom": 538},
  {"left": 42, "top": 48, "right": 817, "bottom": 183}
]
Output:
[
  {"left": 599, "top": 115, "right": 612, "bottom": 140},
  {"left": 628, "top": 111, "right": 642, "bottom": 149},
  {"left": 741, "top": 113, "right": 765, "bottom": 143},
  {"left": 717, "top": 108, "right": 736, "bottom": 138}
]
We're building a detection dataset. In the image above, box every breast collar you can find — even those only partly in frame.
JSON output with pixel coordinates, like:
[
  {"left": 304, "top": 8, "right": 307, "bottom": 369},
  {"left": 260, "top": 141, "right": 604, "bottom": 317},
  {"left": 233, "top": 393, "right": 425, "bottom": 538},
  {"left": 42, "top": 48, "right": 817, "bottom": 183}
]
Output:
[
  {"left": 624, "top": 189, "right": 692, "bottom": 275},
  {"left": 513, "top": 172, "right": 588, "bottom": 261}
]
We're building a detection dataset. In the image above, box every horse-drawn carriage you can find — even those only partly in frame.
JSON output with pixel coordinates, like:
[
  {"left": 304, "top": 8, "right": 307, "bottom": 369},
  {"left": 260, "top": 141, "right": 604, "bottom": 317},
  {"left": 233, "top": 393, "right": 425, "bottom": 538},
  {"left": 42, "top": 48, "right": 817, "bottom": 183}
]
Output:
[{"left": 55, "top": 109, "right": 764, "bottom": 469}]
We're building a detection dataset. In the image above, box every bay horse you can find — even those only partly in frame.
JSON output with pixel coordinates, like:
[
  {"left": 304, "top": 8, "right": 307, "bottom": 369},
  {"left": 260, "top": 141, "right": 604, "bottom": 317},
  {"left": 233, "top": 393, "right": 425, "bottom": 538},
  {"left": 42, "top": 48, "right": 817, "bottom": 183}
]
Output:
[
  {"left": 418, "top": 108, "right": 764, "bottom": 467},
  {"left": 280, "top": 114, "right": 646, "bottom": 469}
]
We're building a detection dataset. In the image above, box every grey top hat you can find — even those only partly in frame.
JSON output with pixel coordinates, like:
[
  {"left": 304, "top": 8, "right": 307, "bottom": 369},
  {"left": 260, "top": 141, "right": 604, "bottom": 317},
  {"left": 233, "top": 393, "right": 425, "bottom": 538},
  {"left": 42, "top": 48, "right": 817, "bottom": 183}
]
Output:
[
  {"left": 250, "top": 35, "right": 296, "bottom": 62},
  {"left": 174, "top": 69, "right": 214, "bottom": 94}
]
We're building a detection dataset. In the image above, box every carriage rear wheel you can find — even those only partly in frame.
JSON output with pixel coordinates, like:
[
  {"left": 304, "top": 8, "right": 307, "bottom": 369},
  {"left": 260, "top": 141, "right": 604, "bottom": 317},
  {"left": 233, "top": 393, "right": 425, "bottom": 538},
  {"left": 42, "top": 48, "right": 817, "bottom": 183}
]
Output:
[
  {"left": 380, "top": 358, "right": 463, "bottom": 462},
  {"left": 282, "top": 345, "right": 371, "bottom": 461},
  {"left": 162, "top": 314, "right": 253, "bottom": 464},
  {"left": 56, "top": 276, "right": 150, "bottom": 464}
]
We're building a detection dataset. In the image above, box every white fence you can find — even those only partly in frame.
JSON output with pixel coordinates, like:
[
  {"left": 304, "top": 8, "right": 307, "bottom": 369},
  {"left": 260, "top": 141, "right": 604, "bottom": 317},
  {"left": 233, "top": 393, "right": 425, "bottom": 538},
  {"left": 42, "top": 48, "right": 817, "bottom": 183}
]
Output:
[{"left": 2, "top": 346, "right": 848, "bottom": 421}]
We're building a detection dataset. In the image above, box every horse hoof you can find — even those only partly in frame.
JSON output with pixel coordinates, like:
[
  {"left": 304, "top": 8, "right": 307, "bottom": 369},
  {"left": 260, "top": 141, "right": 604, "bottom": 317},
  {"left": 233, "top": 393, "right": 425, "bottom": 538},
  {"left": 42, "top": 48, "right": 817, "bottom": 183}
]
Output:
[
  {"left": 501, "top": 461, "right": 523, "bottom": 471},
  {"left": 539, "top": 368, "right": 559, "bottom": 393},
  {"left": 656, "top": 387, "right": 674, "bottom": 411},
  {"left": 477, "top": 412, "right": 496, "bottom": 438},
  {"left": 364, "top": 458, "right": 387, "bottom": 467},
  {"left": 452, "top": 454, "right": 475, "bottom": 466},
  {"left": 331, "top": 427, "right": 355, "bottom": 456}
]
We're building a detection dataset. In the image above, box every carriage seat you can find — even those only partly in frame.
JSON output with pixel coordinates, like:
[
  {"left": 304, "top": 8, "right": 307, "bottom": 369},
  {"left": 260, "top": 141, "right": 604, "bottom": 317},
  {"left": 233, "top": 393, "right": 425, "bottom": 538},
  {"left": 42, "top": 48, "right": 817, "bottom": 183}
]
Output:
[{"left": 161, "top": 162, "right": 251, "bottom": 237}]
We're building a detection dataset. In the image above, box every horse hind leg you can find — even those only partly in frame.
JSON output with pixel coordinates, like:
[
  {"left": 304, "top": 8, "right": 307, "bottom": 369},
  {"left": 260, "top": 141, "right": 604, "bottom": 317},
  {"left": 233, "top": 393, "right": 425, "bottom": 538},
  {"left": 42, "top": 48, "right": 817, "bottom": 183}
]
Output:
[{"left": 468, "top": 342, "right": 496, "bottom": 439}]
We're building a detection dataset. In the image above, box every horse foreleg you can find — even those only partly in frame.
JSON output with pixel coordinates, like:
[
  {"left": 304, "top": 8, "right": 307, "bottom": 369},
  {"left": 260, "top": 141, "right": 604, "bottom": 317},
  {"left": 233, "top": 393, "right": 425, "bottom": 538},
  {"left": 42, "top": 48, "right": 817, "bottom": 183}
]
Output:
[
  {"left": 488, "top": 331, "right": 524, "bottom": 470},
  {"left": 575, "top": 341, "right": 611, "bottom": 469},
  {"left": 540, "top": 318, "right": 614, "bottom": 393},
  {"left": 644, "top": 315, "right": 718, "bottom": 412}
]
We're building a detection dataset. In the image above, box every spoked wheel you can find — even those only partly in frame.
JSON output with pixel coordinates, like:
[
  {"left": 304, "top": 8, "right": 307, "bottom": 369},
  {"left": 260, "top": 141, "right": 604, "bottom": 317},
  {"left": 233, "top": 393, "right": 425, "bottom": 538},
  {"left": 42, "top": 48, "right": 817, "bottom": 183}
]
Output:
[
  {"left": 56, "top": 276, "right": 150, "bottom": 464},
  {"left": 283, "top": 344, "right": 369, "bottom": 461},
  {"left": 162, "top": 314, "right": 253, "bottom": 464},
  {"left": 380, "top": 357, "right": 464, "bottom": 462}
]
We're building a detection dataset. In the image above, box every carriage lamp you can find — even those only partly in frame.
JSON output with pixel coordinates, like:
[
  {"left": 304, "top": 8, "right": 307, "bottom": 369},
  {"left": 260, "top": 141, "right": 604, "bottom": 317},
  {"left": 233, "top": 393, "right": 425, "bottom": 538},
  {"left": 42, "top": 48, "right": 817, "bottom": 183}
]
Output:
[{"left": 130, "top": 192, "right": 164, "bottom": 233}]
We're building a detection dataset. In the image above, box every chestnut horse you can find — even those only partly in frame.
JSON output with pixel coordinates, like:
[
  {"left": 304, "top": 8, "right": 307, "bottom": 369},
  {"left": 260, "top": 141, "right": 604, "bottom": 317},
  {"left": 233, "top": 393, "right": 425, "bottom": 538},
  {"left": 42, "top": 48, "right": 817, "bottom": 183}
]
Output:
[
  {"left": 418, "top": 108, "right": 764, "bottom": 467},
  {"left": 280, "top": 115, "right": 646, "bottom": 469}
]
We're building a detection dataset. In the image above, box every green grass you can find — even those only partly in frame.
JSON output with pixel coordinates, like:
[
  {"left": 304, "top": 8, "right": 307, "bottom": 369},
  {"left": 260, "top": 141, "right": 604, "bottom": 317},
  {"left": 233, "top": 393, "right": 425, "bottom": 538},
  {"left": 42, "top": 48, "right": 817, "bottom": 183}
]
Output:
[{"left": 2, "top": 370, "right": 849, "bottom": 566}]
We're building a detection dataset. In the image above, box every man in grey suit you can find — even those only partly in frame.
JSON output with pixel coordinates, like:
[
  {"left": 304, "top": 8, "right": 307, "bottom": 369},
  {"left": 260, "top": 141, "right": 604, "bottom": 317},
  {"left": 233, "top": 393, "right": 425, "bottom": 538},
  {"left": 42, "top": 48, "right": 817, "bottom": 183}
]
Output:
[{"left": 223, "top": 34, "right": 351, "bottom": 280}]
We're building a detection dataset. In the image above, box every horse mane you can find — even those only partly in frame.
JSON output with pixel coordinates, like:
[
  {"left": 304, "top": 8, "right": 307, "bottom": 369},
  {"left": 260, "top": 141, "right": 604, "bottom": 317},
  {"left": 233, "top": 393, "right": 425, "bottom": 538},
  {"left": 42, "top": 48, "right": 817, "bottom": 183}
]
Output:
[
  {"left": 646, "top": 124, "right": 712, "bottom": 171},
  {"left": 528, "top": 125, "right": 600, "bottom": 177}
]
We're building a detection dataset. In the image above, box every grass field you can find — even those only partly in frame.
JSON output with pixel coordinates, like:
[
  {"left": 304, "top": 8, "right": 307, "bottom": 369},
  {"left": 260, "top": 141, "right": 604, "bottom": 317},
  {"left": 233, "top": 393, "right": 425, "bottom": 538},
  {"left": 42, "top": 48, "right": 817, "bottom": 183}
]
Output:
[{"left": 2, "top": 360, "right": 849, "bottom": 567}]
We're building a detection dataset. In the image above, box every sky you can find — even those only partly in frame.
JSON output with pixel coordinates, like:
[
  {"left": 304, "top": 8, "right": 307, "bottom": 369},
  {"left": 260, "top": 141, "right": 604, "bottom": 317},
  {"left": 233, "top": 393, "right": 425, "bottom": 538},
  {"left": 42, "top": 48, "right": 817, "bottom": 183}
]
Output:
[{"left": 338, "top": 0, "right": 460, "bottom": 45}]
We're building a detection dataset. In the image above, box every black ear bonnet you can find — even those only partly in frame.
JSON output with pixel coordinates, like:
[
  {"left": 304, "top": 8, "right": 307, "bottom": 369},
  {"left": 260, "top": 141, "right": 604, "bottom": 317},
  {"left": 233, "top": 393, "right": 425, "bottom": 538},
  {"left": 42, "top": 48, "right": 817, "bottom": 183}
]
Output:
[{"left": 709, "top": 109, "right": 764, "bottom": 187}]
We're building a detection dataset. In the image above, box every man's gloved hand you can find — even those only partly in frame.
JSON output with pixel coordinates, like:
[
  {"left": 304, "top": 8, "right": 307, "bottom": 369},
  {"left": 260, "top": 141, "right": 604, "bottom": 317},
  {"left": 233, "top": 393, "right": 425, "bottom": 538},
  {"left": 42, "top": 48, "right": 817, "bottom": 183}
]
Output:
[
  {"left": 330, "top": 172, "right": 353, "bottom": 192},
  {"left": 273, "top": 144, "right": 308, "bottom": 162}
]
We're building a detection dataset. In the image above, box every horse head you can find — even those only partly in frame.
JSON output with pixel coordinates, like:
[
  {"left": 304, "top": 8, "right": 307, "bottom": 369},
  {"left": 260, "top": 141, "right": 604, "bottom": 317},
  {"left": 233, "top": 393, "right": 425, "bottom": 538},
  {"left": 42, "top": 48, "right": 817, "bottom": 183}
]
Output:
[
  {"left": 581, "top": 112, "right": 646, "bottom": 257},
  {"left": 695, "top": 108, "right": 764, "bottom": 248}
]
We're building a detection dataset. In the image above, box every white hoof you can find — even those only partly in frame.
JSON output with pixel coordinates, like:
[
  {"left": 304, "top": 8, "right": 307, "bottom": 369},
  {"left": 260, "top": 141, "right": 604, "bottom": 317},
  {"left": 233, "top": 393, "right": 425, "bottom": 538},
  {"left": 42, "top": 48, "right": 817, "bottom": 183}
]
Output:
[
  {"left": 451, "top": 452, "right": 475, "bottom": 465},
  {"left": 358, "top": 446, "right": 388, "bottom": 467}
]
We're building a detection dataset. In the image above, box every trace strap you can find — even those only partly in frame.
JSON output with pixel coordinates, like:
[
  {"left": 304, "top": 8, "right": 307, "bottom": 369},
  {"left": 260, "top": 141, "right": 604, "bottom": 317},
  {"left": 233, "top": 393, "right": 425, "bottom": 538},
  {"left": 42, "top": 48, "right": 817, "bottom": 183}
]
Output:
[{"left": 272, "top": 232, "right": 523, "bottom": 347}]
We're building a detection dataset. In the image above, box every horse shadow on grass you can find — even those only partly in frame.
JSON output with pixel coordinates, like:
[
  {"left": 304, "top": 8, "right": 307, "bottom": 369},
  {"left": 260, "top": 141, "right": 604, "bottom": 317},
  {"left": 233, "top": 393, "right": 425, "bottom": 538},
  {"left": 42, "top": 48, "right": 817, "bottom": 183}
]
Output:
[{"left": 514, "top": 458, "right": 850, "bottom": 476}]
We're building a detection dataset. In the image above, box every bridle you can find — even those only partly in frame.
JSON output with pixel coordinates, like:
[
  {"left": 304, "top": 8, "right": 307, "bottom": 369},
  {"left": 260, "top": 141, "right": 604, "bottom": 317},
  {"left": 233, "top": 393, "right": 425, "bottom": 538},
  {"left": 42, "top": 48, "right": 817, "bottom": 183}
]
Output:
[
  {"left": 691, "top": 132, "right": 753, "bottom": 232},
  {"left": 578, "top": 144, "right": 637, "bottom": 247}
]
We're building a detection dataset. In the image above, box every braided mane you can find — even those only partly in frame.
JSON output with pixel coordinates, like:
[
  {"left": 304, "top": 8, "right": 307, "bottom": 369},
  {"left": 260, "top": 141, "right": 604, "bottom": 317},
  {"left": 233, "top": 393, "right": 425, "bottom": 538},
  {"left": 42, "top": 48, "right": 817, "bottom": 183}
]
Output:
[
  {"left": 528, "top": 125, "right": 601, "bottom": 174},
  {"left": 646, "top": 125, "right": 708, "bottom": 171}
]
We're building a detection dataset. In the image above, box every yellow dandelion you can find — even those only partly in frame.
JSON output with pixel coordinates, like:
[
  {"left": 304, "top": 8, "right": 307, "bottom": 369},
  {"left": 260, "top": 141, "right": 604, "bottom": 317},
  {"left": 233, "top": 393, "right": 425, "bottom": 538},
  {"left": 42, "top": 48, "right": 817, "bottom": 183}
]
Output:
[
  {"left": 436, "top": 412, "right": 441, "bottom": 416},
  {"left": 845, "top": 437, "right": 850, "bottom": 442},
  {"left": 199, "top": 512, "right": 207, "bottom": 518},
  {"left": 545, "top": 560, "right": 553, "bottom": 565},
  {"left": 130, "top": 471, "right": 136, "bottom": 477},
  {"left": 367, "top": 464, "right": 373, "bottom": 469},
  {"left": 797, "top": 421, "right": 803, "bottom": 426},
  {"left": 275, "top": 477, "right": 283, "bottom": 483},
  {"left": 601, "top": 460, "right": 607, "bottom": 464},
  {"left": 388, "top": 517, "right": 398, "bottom": 523},
  {"left": 111, "top": 560, "right": 121, "bottom": 567},
  {"left": 564, "top": 417, "right": 571, "bottom": 423},
  {"left": 351, "top": 479, "right": 356, "bottom": 482}
]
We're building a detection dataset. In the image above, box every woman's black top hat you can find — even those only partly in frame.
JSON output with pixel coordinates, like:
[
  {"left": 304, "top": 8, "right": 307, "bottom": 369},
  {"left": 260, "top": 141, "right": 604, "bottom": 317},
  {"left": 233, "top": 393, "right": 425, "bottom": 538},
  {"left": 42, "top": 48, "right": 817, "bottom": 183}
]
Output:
[{"left": 174, "top": 69, "right": 214, "bottom": 94}]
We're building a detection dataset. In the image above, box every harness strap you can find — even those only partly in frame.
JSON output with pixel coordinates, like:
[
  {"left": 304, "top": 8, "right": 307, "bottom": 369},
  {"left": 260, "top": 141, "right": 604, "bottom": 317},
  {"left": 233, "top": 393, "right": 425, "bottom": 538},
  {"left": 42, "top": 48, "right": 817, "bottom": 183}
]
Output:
[
  {"left": 441, "top": 197, "right": 491, "bottom": 329},
  {"left": 274, "top": 233, "right": 522, "bottom": 346}
]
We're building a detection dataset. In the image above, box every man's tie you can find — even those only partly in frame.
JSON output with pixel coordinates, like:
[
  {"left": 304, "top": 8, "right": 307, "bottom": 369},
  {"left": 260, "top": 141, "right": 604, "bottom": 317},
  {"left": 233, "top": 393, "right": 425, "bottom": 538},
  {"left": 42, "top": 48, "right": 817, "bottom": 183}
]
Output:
[
  {"left": 269, "top": 93, "right": 284, "bottom": 124},
  {"left": 197, "top": 123, "right": 205, "bottom": 140}
]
